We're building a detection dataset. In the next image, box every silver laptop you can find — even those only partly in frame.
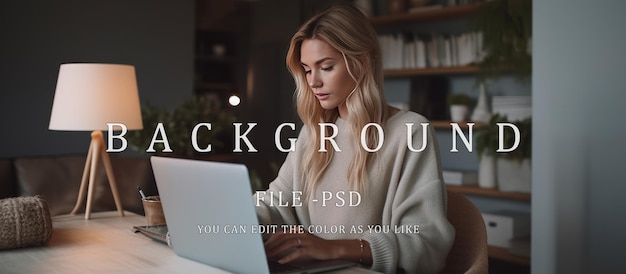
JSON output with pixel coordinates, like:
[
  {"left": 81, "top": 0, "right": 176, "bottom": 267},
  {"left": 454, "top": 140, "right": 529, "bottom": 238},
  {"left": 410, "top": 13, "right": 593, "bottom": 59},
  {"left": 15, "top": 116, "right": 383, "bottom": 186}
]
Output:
[{"left": 149, "top": 156, "right": 357, "bottom": 274}]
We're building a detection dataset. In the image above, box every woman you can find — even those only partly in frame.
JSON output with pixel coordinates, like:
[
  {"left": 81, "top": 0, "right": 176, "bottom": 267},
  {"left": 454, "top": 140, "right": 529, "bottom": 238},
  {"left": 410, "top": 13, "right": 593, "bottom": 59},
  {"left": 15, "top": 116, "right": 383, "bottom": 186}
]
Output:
[{"left": 256, "top": 3, "right": 454, "bottom": 273}]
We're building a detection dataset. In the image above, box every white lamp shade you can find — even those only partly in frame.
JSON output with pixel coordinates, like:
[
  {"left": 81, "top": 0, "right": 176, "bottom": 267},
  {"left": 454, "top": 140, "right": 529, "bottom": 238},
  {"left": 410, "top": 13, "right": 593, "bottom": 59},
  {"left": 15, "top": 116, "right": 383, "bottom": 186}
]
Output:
[{"left": 49, "top": 63, "right": 143, "bottom": 131}]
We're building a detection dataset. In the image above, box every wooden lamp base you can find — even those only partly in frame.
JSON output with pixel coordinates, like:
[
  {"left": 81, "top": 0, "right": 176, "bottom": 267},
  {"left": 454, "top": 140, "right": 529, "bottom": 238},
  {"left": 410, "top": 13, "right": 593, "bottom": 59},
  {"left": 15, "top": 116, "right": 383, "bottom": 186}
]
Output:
[{"left": 70, "top": 130, "right": 124, "bottom": 220}]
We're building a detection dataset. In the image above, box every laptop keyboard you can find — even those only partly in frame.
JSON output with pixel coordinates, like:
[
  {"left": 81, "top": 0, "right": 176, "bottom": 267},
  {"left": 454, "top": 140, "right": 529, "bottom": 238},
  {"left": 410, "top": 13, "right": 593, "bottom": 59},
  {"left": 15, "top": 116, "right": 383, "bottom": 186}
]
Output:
[{"left": 268, "top": 260, "right": 302, "bottom": 272}]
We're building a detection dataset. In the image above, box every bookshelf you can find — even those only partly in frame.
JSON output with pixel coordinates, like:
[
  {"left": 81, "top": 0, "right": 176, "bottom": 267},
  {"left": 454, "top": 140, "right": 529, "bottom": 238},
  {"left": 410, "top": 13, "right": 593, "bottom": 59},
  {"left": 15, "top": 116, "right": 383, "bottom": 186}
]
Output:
[
  {"left": 384, "top": 65, "right": 481, "bottom": 77},
  {"left": 446, "top": 184, "right": 531, "bottom": 267},
  {"left": 194, "top": 28, "right": 241, "bottom": 102},
  {"left": 369, "top": 3, "right": 483, "bottom": 25},
  {"left": 372, "top": 3, "right": 485, "bottom": 79},
  {"left": 384, "top": 65, "right": 512, "bottom": 77},
  {"left": 195, "top": 82, "right": 236, "bottom": 91},
  {"left": 446, "top": 185, "right": 531, "bottom": 202},
  {"left": 489, "top": 246, "right": 530, "bottom": 265},
  {"left": 431, "top": 120, "right": 483, "bottom": 129},
  {"left": 371, "top": 3, "right": 532, "bottom": 270}
]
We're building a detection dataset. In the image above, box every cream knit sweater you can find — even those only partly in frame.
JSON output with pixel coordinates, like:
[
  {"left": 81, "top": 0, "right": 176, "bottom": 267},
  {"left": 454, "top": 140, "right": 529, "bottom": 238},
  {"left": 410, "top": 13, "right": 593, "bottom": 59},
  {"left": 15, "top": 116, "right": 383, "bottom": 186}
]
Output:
[{"left": 255, "top": 110, "right": 455, "bottom": 273}]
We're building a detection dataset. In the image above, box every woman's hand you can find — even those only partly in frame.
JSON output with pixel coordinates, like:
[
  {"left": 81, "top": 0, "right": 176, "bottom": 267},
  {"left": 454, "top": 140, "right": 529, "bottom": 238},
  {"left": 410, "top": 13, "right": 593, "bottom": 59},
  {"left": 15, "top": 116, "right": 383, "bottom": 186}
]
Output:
[
  {"left": 264, "top": 229, "right": 372, "bottom": 266},
  {"left": 264, "top": 231, "right": 345, "bottom": 264}
]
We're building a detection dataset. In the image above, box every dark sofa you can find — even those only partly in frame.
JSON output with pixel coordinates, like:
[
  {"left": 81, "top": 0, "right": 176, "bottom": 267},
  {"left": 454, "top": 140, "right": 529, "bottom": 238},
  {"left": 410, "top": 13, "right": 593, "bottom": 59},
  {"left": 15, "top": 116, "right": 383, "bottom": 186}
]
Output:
[{"left": 0, "top": 155, "right": 157, "bottom": 216}]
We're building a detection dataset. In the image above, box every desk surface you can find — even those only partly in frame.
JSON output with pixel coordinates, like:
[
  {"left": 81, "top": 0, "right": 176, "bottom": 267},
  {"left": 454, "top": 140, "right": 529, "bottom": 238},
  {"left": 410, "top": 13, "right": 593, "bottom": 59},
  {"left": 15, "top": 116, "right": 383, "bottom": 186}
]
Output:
[{"left": 0, "top": 211, "right": 376, "bottom": 274}]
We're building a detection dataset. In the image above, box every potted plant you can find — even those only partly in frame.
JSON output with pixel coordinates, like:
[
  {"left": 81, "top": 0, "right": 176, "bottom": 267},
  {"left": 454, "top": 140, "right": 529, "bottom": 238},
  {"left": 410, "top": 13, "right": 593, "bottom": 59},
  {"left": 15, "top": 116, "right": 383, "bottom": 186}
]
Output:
[
  {"left": 127, "top": 95, "right": 235, "bottom": 159},
  {"left": 447, "top": 93, "right": 473, "bottom": 122},
  {"left": 475, "top": 114, "right": 501, "bottom": 188},
  {"left": 474, "top": 0, "right": 532, "bottom": 84},
  {"left": 496, "top": 115, "right": 531, "bottom": 193},
  {"left": 476, "top": 114, "right": 532, "bottom": 192}
]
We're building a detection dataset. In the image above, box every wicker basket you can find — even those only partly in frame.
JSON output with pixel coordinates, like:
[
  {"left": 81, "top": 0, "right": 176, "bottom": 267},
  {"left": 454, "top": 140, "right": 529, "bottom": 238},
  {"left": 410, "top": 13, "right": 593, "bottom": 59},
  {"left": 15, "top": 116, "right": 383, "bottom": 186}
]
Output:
[{"left": 0, "top": 196, "right": 53, "bottom": 250}]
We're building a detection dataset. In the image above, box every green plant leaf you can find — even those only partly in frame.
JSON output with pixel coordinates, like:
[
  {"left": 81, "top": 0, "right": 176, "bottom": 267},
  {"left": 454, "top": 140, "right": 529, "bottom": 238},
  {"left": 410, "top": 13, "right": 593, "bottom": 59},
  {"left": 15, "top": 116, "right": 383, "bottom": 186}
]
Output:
[
  {"left": 127, "top": 96, "right": 235, "bottom": 157},
  {"left": 474, "top": 0, "right": 532, "bottom": 84},
  {"left": 475, "top": 113, "right": 531, "bottom": 160}
]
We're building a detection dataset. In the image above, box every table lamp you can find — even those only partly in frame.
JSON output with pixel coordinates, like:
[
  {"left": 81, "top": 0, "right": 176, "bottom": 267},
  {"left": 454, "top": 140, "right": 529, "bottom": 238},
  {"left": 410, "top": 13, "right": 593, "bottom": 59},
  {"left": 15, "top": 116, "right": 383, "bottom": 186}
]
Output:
[{"left": 49, "top": 63, "right": 143, "bottom": 220}]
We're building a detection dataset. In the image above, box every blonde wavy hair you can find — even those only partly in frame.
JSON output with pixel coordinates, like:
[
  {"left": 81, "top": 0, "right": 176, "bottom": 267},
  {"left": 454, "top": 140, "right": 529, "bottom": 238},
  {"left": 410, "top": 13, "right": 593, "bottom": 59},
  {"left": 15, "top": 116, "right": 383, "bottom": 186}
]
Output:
[{"left": 285, "top": 3, "right": 390, "bottom": 200}]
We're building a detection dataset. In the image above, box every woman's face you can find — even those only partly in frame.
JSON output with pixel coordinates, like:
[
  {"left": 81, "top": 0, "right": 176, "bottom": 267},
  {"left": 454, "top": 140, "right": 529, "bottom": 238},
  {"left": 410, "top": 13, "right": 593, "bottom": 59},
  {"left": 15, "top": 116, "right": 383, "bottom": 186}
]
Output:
[{"left": 300, "top": 39, "right": 356, "bottom": 117}]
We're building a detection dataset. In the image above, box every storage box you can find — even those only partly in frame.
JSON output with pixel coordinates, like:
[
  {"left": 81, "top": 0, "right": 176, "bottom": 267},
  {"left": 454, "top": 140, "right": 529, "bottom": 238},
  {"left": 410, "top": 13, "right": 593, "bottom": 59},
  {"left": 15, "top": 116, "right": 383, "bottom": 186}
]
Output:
[
  {"left": 482, "top": 211, "right": 530, "bottom": 248},
  {"left": 497, "top": 158, "right": 531, "bottom": 193},
  {"left": 442, "top": 169, "right": 478, "bottom": 186}
]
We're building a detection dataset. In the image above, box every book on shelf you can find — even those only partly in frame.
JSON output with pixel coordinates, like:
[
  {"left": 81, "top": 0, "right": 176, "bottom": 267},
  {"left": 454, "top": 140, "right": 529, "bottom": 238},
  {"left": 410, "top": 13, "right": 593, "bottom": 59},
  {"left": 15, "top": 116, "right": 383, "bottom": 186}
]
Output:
[
  {"left": 408, "top": 0, "right": 479, "bottom": 10},
  {"left": 408, "top": 4, "right": 443, "bottom": 13},
  {"left": 442, "top": 169, "right": 478, "bottom": 186},
  {"left": 492, "top": 96, "right": 532, "bottom": 121},
  {"left": 378, "top": 32, "right": 484, "bottom": 70},
  {"left": 445, "top": 0, "right": 483, "bottom": 6}
]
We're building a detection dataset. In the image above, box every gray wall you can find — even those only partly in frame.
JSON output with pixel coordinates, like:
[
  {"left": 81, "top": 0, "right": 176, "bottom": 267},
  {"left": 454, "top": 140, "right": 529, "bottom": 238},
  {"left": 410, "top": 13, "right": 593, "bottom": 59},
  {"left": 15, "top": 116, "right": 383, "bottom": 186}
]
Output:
[
  {"left": 533, "top": 0, "right": 626, "bottom": 273},
  {"left": 0, "top": 0, "right": 195, "bottom": 158},
  {"left": 242, "top": 0, "right": 338, "bottom": 185}
]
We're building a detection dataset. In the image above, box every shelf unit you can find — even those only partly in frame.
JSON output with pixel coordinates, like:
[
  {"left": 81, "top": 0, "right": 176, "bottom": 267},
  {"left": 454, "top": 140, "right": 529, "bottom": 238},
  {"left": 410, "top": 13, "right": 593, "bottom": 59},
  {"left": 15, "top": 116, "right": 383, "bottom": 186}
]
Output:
[
  {"left": 443, "top": 149, "right": 531, "bottom": 263},
  {"left": 488, "top": 246, "right": 530, "bottom": 265},
  {"left": 194, "top": 30, "right": 239, "bottom": 99},
  {"left": 446, "top": 185, "right": 530, "bottom": 202},
  {"left": 195, "top": 82, "right": 236, "bottom": 91},
  {"left": 371, "top": 3, "right": 485, "bottom": 79},
  {"left": 384, "top": 65, "right": 481, "bottom": 77},
  {"left": 446, "top": 184, "right": 531, "bottom": 264},
  {"left": 371, "top": 3, "right": 531, "bottom": 269},
  {"left": 371, "top": 3, "right": 490, "bottom": 124},
  {"left": 369, "top": 3, "right": 483, "bottom": 25},
  {"left": 431, "top": 120, "right": 483, "bottom": 129}
]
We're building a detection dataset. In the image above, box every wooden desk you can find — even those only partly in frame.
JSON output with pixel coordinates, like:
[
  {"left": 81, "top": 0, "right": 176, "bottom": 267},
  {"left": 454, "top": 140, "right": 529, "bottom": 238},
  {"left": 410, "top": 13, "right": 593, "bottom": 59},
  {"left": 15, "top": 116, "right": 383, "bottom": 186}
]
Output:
[{"left": 0, "top": 211, "right": 375, "bottom": 274}]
